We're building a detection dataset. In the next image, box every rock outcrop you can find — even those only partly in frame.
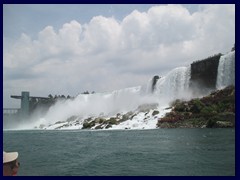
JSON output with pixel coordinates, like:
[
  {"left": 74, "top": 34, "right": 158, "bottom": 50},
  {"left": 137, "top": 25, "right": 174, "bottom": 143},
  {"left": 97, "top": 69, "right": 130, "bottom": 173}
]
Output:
[
  {"left": 190, "top": 53, "right": 222, "bottom": 95},
  {"left": 152, "top": 75, "right": 160, "bottom": 92},
  {"left": 157, "top": 85, "right": 235, "bottom": 128}
]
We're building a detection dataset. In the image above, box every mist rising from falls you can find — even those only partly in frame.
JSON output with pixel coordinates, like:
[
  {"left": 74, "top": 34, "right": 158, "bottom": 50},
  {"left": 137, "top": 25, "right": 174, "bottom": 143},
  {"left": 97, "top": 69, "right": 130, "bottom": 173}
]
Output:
[
  {"left": 11, "top": 64, "right": 191, "bottom": 130},
  {"left": 27, "top": 66, "right": 192, "bottom": 129},
  {"left": 8, "top": 50, "right": 235, "bottom": 130},
  {"left": 30, "top": 87, "right": 159, "bottom": 127},
  {"left": 216, "top": 51, "right": 235, "bottom": 89}
]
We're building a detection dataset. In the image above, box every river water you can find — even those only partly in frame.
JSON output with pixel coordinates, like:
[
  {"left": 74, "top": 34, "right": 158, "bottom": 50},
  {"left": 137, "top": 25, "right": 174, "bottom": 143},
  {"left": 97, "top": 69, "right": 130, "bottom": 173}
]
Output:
[{"left": 3, "top": 128, "right": 235, "bottom": 176}]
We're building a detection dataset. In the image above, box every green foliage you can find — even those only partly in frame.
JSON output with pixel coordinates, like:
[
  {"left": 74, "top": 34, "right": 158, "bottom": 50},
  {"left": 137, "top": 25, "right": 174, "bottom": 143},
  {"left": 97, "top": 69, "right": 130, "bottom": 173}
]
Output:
[
  {"left": 158, "top": 86, "right": 235, "bottom": 128},
  {"left": 216, "top": 102, "right": 226, "bottom": 113},
  {"left": 174, "top": 103, "right": 185, "bottom": 112},
  {"left": 206, "top": 119, "right": 216, "bottom": 128},
  {"left": 190, "top": 99, "right": 205, "bottom": 113},
  {"left": 109, "top": 118, "right": 117, "bottom": 125},
  {"left": 201, "top": 106, "right": 217, "bottom": 117},
  {"left": 48, "top": 94, "right": 53, "bottom": 99}
]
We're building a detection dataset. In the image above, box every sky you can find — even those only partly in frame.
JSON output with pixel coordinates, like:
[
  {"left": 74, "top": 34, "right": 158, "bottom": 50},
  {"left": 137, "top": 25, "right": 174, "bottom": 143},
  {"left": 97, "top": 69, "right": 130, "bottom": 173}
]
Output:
[{"left": 3, "top": 4, "right": 235, "bottom": 108}]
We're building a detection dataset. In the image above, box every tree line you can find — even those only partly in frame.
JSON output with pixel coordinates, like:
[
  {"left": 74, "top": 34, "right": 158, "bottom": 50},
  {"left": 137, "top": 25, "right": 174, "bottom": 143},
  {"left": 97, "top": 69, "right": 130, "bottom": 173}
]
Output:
[{"left": 47, "top": 91, "right": 96, "bottom": 100}]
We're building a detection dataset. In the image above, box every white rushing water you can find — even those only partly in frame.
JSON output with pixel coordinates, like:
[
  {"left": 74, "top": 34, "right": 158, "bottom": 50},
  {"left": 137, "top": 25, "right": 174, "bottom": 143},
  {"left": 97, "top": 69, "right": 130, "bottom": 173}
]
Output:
[
  {"left": 21, "top": 86, "right": 158, "bottom": 129},
  {"left": 11, "top": 67, "right": 193, "bottom": 129},
  {"left": 11, "top": 50, "right": 235, "bottom": 130},
  {"left": 154, "top": 66, "right": 191, "bottom": 102},
  {"left": 9, "top": 64, "right": 190, "bottom": 129},
  {"left": 15, "top": 65, "right": 192, "bottom": 130},
  {"left": 216, "top": 51, "right": 235, "bottom": 89}
]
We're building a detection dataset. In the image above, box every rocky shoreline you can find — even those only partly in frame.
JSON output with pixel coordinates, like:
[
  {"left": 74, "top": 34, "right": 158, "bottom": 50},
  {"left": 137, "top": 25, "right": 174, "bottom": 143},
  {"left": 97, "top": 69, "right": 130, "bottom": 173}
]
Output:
[
  {"left": 36, "top": 86, "right": 234, "bottom": 130},
  {"left": 49, "top": 103, "right": 165, "bottom": 130},
  {"left": 157, "top": 86, "right": 235, "bottom": 128}
]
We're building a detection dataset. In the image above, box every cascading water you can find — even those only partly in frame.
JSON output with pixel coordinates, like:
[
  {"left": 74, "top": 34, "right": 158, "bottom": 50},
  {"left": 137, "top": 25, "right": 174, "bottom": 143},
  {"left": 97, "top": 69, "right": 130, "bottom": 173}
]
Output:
[
  {"left": 141, "top": 77, "right": 156, "bottom": 94},
  {"left": 216, "top": 51, "right": 235, "bottom": 89},
  {"left": 8, "top": 49, "right": 235, "bottom": 130},
  {"left": 25, "top": 86, "right": 159, "bottom": 128},
  {"left": 145, "top": 78, "right": 154, "bottom": 94},
  {"left": 154, "top": 66, "right": 191, "bottom": 102},
  {"left": 15, "top": 63, "right": 194, "bottom": 130},
  {"left": 47, "top": 89, "right": 134, "bottom": 123}
]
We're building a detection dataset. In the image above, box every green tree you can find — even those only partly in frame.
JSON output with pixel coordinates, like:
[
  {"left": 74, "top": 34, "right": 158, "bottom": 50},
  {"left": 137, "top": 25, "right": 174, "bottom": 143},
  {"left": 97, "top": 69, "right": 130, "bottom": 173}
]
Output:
[{"left": 48, "top": 94, "right": 53, "bottom": 99}]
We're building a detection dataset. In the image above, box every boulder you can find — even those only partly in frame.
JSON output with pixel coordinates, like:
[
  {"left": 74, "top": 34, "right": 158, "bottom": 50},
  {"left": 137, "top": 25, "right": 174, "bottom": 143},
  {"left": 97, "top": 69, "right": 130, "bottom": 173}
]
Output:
[{"left": 215, "top": 121, "right": 234, "bottom": 128}]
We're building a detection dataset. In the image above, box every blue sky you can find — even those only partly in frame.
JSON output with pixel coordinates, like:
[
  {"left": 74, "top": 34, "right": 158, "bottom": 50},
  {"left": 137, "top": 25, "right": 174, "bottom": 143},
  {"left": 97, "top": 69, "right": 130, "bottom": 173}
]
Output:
[
  {"left": 3, "top": 4, "right": 235, "bottom": 108},
  {"left": 3, "top": 5, "right": 157, "bottom": 39},
  {"left": 3, "top": 4, "right": 200, "bottom": 40}
]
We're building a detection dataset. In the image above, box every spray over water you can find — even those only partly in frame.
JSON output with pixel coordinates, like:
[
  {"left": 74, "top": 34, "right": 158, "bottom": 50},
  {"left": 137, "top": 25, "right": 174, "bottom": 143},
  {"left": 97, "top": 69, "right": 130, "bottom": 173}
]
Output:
[
  {"left": 15, "top": 65, "right": 195, "bottom": 129},
  {"left": 5, "top": 50, "right": 235, "bottom": 130}
]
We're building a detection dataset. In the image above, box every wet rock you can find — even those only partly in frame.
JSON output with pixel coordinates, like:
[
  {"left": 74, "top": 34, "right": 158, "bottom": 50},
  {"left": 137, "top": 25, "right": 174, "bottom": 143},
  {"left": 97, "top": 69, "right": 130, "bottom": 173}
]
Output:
[
  {"left": 152, "top": 110, "right": 159, "bottom": 116},
  {"left": 215, "top": 121, "right": 234, "bottom": 128}
]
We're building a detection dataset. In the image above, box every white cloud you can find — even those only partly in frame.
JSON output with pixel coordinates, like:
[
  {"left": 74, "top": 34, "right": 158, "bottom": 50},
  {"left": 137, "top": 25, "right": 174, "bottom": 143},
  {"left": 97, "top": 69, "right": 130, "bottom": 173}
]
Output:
[
  {"left": 82, "top": 16, "right": 121, "bottom": 53},
  {"left": 3, "top": 4, "right": 235, "bottom": 107}
]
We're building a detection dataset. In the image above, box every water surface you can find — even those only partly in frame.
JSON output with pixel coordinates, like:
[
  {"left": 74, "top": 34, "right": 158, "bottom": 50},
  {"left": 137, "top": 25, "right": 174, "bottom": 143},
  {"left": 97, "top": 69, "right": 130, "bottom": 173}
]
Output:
[{"left": 3, "top": 128, "right": 235, "bottom": 176}]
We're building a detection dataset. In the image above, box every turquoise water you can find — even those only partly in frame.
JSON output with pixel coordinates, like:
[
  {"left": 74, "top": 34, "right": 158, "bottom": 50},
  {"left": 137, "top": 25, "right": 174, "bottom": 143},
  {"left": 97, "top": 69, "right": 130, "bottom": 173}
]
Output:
[{"left": 3, "top": 129, "right": 235, "bottom": 176}]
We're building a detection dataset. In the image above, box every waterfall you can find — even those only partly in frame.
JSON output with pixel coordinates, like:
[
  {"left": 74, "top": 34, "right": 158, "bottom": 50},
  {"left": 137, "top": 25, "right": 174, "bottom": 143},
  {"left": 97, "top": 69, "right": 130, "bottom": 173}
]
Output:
[
  {"left": 141, "top": 75, "right": 160, "bottom": 94},
  {"left": 141, "top": 78, "right": 153, "bottom": 94},
  {"left": 216, "top": 51, "right": 235, "bottom": 89},
  {"left": 154, "top": 66, "right": 191, "bottom": 102}
]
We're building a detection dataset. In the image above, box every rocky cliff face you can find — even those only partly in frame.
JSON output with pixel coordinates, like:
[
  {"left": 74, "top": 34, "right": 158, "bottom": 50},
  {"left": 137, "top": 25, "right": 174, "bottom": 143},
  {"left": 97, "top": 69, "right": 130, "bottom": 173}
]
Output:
[
  {"left": 151, "top": 53, "right": 223, "bottom": 96},
  {"left": 190, "top": 54, "right": 222, "bottom": 95},
  {"left": 151, "top": 75, "right": 160, "bottom": 92}
]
